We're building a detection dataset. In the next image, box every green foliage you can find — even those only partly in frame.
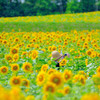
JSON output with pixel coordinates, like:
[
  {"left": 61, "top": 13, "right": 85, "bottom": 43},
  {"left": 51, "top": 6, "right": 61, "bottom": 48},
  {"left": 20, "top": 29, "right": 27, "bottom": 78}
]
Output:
[
  {"left": 66, "top": 0, "right": 82, "bottom": 13},
  {"left": 0, "top": 22, "right": 100, "bottom": 32},
  {"left": 0, "top": 0, "right": 99, "bottom": 17},
  {"left": 66, "top": 0, "right": 97, "bottom": 13},
  {"left": 80, "top": 0, "right": 96, "bottom": 12}
]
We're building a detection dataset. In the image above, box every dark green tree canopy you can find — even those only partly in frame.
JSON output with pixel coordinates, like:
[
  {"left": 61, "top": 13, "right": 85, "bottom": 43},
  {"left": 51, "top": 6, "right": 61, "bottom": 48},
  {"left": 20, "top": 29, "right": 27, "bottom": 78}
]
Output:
[{"left": 0, "top": 0, "right": 99, "bottom": 17}]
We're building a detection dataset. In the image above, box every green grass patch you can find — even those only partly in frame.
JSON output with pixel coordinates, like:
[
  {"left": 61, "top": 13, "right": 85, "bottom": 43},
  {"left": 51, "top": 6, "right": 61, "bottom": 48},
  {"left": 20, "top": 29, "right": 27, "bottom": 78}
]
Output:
[{"left": 0, "top": 22, "right": 100, "bottom": 32}]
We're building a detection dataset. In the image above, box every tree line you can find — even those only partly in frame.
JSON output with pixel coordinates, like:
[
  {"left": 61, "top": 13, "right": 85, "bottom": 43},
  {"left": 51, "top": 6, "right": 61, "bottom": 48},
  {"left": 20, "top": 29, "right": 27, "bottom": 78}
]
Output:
[{"left": 0, "top": 0, "right": 100, "bottom": 17}]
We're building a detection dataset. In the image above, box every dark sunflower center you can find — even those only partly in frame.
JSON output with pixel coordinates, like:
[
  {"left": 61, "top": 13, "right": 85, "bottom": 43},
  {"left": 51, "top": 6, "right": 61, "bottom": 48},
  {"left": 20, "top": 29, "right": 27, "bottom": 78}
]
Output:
[
  {"left": 13, "top": 79, "right": 20, "bottom": 84},
  {"left": 13, "top": 49, "right": 17, "bottom": 53},
  {"left": 2, "top": 68, "right": 6, "bottom": 72},
  {"left": 48, "top": 87, "right": 53, "bottom": 92},
  {"left": 65, "top": 75, "right": 68, "bottom": 79},
  {"left": 8, "top": 57, "right": 11, "bottom": 60},
  {"left": 39, "top": 76, "right": 43, "bottom": 81},
  {"left": 65, "top": 89, "right": 69, "bottom": 93},
  {"left": 23, "top": 81, "right": 28, "bottom": 86},
  {"left": 88, "top": 51, "right": 91, "bottom": 55},
  {"left": 25, "top": 65, "right": 30, "bottom": 70},
  {"left": 53, "top": 78, "right": 59, "bottom": 83},
  {"left": 13, "top": 66, "right": 17, "bottom": 70}
]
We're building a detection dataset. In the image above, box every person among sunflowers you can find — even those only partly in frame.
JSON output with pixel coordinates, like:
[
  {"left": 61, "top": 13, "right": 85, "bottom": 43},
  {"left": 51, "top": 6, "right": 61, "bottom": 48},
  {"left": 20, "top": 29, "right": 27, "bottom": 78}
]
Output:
[{"left": 51, "top": 51, "right": 70, "bottom": 70}]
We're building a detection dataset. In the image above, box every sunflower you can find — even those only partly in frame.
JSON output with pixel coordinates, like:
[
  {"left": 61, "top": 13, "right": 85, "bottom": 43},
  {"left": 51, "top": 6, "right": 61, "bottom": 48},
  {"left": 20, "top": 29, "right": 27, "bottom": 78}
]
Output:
[
  {"left": 64, "top": 42, "right": 68, "bottom": 45},
  {"left": 0, "top": 66, "right": 8, "bottom": 74},
  {"left": 21, "top": 51, "right": 28, "bottom": 58},
  {"left": 41, "top": 64, "right": 48, "bottom": 72},
  {"left": 84, "top": 42, "right": 88, "bottom": 45},
  {"left": 86, "top": 49, "right": 92, "bottom": 56},
  {"left": 42, "top": 94, "right": 48, "bottom": 100},
  {"left": 59, "top": 59, "right": 67, "bottom": 66},
  {"left": 78, "top": 71, "right": 87, "bottom": 79},
  {"left": 91, "top": 51, "right": 97, "bottom": 58},
  {"left": 30, "top": 43, "right": 34, "bottom": 48},
  {"left": 3, "top": 40, "right": 7, "bottom": 44},
  {"left": 48, "top": 72, "right": 63, "bottom": 87},
  {"left": 41, "top": 49, "right": 45, "bottom": 52},
  {"left": 72, "top": 74, "right": 80, "bottom": 83},
  {"left": 81, "top": 93, "right": 100, "bottom": 100},
  {"left": 27, "top": 44, "right": 31, "bottom": 48},
  {"left": 26, "top": 95, "right": 35, "bottom": 100},
  {"left": 10, "top": 76, "right": 21, "bottom": 86},
  {"left": 22, "top": 62, "right": 32, "bottom": 73},
  {"left": 10, "top": 47, "right": 19, "bottom": 55},
  {"left": 43, "top": 82, "right": 56, "bottom": 94},
  {"left": 22, "top": 79, "right": 30, "bottom": 87},
  {"left": 51, "top": 45, "right": 57, "bottom": 51},
  {"left": 32, "top": 38, "right": 36, "bottom": 42},
  {"left": 31, "top": 50, "right": 38, "bottom": 60},
  {"left": 83, "top": 45, "right": 88, "bottom": 49},
  {"left": 13, "top": 54, "right": 19, "bottom": 62},
  {"left": 14, "top": 38, "right": 19, "bottom": 42},
  {"left": 11, "top": 64, "right": 19, "bottom": 72},
  {"left": 10, "top": 87, "right": 22, "bottom": 100},
  {"left": 63, "top": 86, "right": 70, "bottom": 95},
  {"left": 47, "top": 69, "right": 56, "bottom": 75},
  {"left": 79, "top": 75, "right": 86, "bottom": 85},
  {"left": 63, "top": 70, "right": 72, "bottom": 82},
  {"left": 5, "top": 54, "right": 12, "bottom": 62},
  {"left": 34, "top": 44, "right": 39, "bottom": 49},
  {"left": 97, "top": 66, "right": 100, "bottom": 74},
  {"left": 58, "top": 45, "right": 61, "bottom": 48},
  {"left": 92, "top": 74, "right": 100, "bottom": 86},
  {"left": 97, "top": 53, "right": 100, "bottom": 58},
  {"left": 85, "top": 59, "right": 88, "bottom": 66},
  {"left": 36, "top": 71, "right": 46, "bottom": 86},
  {"left": 48, "top": 46, "right": 52, "bottom": 51}
]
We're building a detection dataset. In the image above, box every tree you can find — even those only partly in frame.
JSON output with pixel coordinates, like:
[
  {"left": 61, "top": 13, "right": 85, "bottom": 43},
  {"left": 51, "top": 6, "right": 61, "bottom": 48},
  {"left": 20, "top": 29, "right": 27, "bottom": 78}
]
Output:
[
  {"left": 80, "top": 0, "right": 96, "bottom": 12},
  {"left": 66, "top": 0, "right": 82, "bottom": 13},
  {"left": 51, "top": 0, "right": 68, "bottom": 13},
  {"left": 95, "top": 0, "right": 100, "bottom": 11}
]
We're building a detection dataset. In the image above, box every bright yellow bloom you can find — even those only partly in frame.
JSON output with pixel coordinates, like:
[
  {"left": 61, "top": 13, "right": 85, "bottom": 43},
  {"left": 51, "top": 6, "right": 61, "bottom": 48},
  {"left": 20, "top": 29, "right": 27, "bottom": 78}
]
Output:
[
  {"left": 22, "top": 79, "right": 30, "bottom": 87},
  {"left": 26, "top": 95, "right": 35, "bottom": 100},
  {"left": 63, "top": 86, "right": 70, "bottom": 95},
  {"left": 11, "top": 64, "right": 19, "bottom": 72},
  {"left": 97, "top": 66, "right": 100, "bottom": 74},
  {"left": 10, "top": 76, "right": 21, "bottom": 86},
  {"left": 41, "top": 64, "right": 48, "bottom": 72},
  {"left": 47, "top": 69, "right": 56, "bottom": 75},
  {"left": 63, "top": 69, "right": 72, "bottom": 82},
  {"left": 43, "top": 82, "right": 56, "bottom": 94},
  {"left": 10, "top": 47, "right": 19, "bottom": 55},
  {"left": 0, "top": 66, "right": 8, "bottom": 74},
  {"left": 13, "top": 54, "right": 19, "bottom": 62},
  {"left": 36, "top": 71, "right": 46, "bottom": 86},
  {"left": 22, "top": 62, "right": 32, "bottom": 73},
  {"left": 31, "top": 50, "right": 38, "bottom": 60},
  {"left": 81, "top": 93, "right": 100, "bottom": 100},
  {"left": 60, "top": 59, "right": 67, "bottom": 66},
  {"left": 48, "top": 72, "right": 63, "bottom": 87},
  {"left": 85, "top": 59, "right": 88, "bottom": 66},
  {"left": 5, "top": 54, "right": 12, "bottom": 62}
]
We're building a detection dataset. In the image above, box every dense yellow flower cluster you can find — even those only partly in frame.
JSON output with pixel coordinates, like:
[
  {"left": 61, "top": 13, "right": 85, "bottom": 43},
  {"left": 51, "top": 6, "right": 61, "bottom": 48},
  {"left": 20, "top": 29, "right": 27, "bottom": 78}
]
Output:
[
  {"left": 0, "top": 11, "right": 100, "bottom": 23},
  {"left": 36, "top": 65, "right": 100, "bottom": 100},
  {"left": 0, "top": 86, "right": 35, "bottom": 100},
  {"left": 0, "top": 29, "right": 100, "bottom": 99}
]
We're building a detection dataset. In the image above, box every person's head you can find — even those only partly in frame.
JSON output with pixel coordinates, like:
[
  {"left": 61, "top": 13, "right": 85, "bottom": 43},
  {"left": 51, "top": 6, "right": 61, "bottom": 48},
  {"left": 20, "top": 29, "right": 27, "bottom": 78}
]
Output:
[{"left": 51, "top": 51, "right": 62, "bottom": 61}]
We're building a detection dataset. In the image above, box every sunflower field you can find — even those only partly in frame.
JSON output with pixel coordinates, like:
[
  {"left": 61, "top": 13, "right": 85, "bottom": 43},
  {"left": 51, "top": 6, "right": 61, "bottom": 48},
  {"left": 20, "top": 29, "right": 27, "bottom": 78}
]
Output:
[{"left": 0, "top": 11, "right": 100, "bottom": 100}]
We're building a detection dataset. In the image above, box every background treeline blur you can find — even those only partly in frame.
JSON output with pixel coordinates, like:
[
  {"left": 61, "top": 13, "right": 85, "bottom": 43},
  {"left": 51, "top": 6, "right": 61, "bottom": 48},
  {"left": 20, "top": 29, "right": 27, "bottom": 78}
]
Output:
[{"left": 0, "top": 0, "right": 100, "bottom": 17}]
